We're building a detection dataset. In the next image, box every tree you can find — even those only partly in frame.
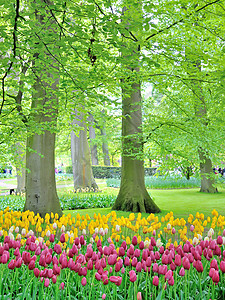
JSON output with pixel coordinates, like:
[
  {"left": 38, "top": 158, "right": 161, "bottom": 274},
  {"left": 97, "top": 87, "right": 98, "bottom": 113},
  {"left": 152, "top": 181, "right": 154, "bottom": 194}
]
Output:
[
  {"left": 24, "top": 0, "right": 62, "bottom": 216},
  {"left": 112, "top": 5, "right": 160, "bottom": 213},
  {"left": 71, "top": 108, "right": 98, "bottom": 191}
]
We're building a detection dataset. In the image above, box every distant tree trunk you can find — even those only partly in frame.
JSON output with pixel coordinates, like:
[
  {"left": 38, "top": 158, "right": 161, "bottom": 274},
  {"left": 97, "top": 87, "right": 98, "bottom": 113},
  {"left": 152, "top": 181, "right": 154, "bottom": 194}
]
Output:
[
  {"left": 100, "top": 126, "right": 111, "bottom": 166},
  {"left": 88, "top": 114, "right": 99, "bottom": 165},
  {"left": 188, "top": 60, "right": 218, "bottom": 193},
  {"left": 24, "top": 0, "right": 62, "bottom": 216},
  {"left": 15, "top": 143, "right": 26, "bottom": 194},
  {"left": 71, "top": 110, "right": 98, "bottom": 191}
]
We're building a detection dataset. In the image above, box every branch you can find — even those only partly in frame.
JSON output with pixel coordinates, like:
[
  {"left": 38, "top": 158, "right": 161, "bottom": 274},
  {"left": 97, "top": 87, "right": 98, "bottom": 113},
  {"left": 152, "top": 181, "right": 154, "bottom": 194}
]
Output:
[
  {"left": 145, "top": 0, "right": 222, "bottom": 41},
  {"left": 0, "top": 0, "right": 20, "bottom": 115}
]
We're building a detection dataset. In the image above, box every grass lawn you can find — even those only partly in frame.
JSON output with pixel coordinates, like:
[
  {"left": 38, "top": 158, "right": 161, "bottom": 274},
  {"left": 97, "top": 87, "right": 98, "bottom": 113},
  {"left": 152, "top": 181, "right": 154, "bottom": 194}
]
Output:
[{"left": 64, "top": 187, "right": 225, "bottom": 220}]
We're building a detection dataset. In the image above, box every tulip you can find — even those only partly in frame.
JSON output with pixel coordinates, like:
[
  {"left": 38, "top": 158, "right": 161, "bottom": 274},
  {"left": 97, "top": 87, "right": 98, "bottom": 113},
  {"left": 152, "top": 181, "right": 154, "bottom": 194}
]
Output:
[
  {"left": 196, "top": 261, "right": 203, "bottom": 273},
  {"left": 28, "top": 260, "right": 35, "bottom": 270},
  {"left": 182, "top": 257, "right": 190, "bottom": 270},
  {"left": 136, "top": 262, "right": 142, "bottom": 272},
  {"left": 81, "top": 277, "right": 87, "bottom": 286},
  {"left": 52, "top": 275, "right": 57, "bottom": 284},
  {"left": 33, "top": 268, "right": 40, "bottom": 278},
  {"left": 44, "top": 278, "right": 50, "bottom": 287},
  {"left": 153, "top": 276, "right": 159, "bottom": 286},
  {"left": 102, "top": 294, "right": 106, "bottom": 300},
  {"left": 220, "top": 261, "right": 225, "bottom": 273},
  {"left": 132, "top": 236, "right": 138, "bottom": 246},
  {"left": 59, "top": 282, "right": 65, "bottom": 290},
  {"left": 212, "top": 270, "right": 220, "bottom": 284},
  {"left": 174, "top": 254, "right": 181, "bottom": 266},
  {"left": 179, "top": 267, "right": 185, "bottom": 276},
  {"left": 153, "top": 263, "right": 159, "bottom": 273},
  {"left": 129, "top": 270, "right": 137, "bottom": 282},
  {"left": 210, "top": 259, "right": 218, "bottom": 271},
  {"left": 137, "top": 292, "right": 142, "bottom": 300},
  {"left": 124, "top": 257, "right": 130, "bottom": 267},
  {"left": 168, "top": 276, "right": 174, "bottom": 286}
]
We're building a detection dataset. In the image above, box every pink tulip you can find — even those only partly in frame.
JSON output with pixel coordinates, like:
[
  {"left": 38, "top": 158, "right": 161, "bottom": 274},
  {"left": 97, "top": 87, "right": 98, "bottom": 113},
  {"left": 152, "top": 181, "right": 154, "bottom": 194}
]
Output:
[
  {"left": 137, "top": 292, "right": 142, "bottom": 300},
  {"left": 59, "top": 282, "right": 65, "bottom": 290},
  {"left": 8, "top": 259, "right": 16, "bottom": 270},
  {"left": 102, "top": 294, "right": 106, "bottom": 300},
  {"left": 196, "top": 261, "right": 203, "bottom": 273},
  {"left": 210, "top": 259, "right": 218, "bottom": 271},
  {"left": 54, "top": 244, "right": 62, "bottom": 255},
  {"left": 153, "top": 276, "right": 159, "bottom": 286},
  {"left": 220, "top": 261, "right": 225, "bottom": 273},
  {"left": 136, "top": 262, "right": 142, "bottom": 272},
  {"left": 124, "top": 257, "right": 130, "bottom": 267},
  {"left": 1, "top": 253, "right": 8, "bottom": 264},
  {"left": 179, "top": 267, "right": 185, "bottom": 276},
  {"left": 60, "top": 233, "right": 65, "bottom": 243},
  {"left": 129, "top": 270, "right": 137, "bottom": 282},
  {"left": 217, "top": 236, "right": 223, "bottom": 245},
  {"left": 81, "top": 277, "right": 87, "bottom": 286},
  {"left": 95, "top": 272, "right": 102, "bottom": 281},
  {"left": 212, "top": 270, "right": 220, "bottom": 284},
  {"left": 44, "top": 278, "right": 50, "bottom": 287},
  {"left": 139, "top": 241, "right": 144, "bottom": 250},
  {"left": 182, "top": 257, "right": 190, "bottom": 270},
  {"left": 190, "top": 225, "right": 194, "bottom": 232},
  {"left": 153, "top": 263, "right": 159, "bottom": 273},
  {"left": 28, "top": 260, "right": 35, "bottom": 270},
  {"left": 52, "top": 275, "right": 57, "bottom": 284},
  {"left": 33, "top": 268, "right": 40, "bottom": 278},
  {"left": 109, "top": 276, "right": 122, "bottom": 286},
  {"left": 132, "top": 257, "right": 138, "bottom": 267}
]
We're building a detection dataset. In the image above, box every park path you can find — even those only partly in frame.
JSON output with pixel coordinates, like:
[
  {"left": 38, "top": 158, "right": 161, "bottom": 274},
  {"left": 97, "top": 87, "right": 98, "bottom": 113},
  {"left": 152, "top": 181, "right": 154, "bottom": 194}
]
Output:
[{"left": 0, "top": 178, "right": 74, "bottom": 196}]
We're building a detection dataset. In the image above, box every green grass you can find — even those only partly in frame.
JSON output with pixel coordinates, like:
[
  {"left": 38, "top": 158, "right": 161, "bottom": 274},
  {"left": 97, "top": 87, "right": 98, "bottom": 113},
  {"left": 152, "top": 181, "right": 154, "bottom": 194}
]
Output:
[{"left": 64, "top": 187, "right": 225, "bottom": 220}]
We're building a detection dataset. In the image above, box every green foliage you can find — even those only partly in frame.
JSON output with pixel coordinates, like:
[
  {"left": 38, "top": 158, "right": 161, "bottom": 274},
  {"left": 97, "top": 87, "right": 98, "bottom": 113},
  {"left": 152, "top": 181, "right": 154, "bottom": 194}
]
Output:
[
  {"left": 0, "top": 193, "right": 116, "bottom": 211},
  {"left": 106, "top": 176, "right": 202, "bottom": 189}
]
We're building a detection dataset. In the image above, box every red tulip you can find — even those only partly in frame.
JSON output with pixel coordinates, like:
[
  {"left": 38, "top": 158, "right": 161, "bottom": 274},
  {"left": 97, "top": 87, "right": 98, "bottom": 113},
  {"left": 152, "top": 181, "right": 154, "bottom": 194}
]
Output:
[{"left": 132, "top": 236, "right": 138, "bottom": 246}]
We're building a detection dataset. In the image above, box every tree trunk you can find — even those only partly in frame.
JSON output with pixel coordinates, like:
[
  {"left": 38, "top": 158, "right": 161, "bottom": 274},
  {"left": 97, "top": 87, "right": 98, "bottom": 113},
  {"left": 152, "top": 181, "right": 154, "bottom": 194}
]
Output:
[
  {"left": 71, "top": 110, "right": 98, "bottom": 191},
  {"left": 189, "top": 61, "right": 218, "bottom": 193},
  {"left": 88, "top": 114, "right": 99, "bottom": 165},
  {"left": 199, "top": 150, "right": 218, "bottom": 193},
  {"left": 112, "top": 78, "right": 160, "bottom": 213},
  {"left": 15, "top": 143, "right": 26, "bottom": 194},
  {"left": 24, "top": 0, "right": 62, "bottom": 216},
  {"left": 101, "top": 126, "right": 111, "bottom": 166}
]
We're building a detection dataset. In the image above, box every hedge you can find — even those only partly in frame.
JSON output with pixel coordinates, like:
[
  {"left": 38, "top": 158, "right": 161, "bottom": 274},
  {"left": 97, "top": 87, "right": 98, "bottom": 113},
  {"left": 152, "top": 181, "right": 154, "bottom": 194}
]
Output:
[{"left": 65, "top": 165, "right": 157, "bottom": 179}]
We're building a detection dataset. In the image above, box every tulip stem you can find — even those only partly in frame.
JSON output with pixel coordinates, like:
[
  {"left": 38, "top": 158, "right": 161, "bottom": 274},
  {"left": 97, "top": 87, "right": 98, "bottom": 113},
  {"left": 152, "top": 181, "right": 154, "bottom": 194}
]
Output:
[
  {"left": 174, "top": 270, "right": 177, "bottom": 299},
  {"left": 198, "top": 273, "right": 202, "bottom": 300}
]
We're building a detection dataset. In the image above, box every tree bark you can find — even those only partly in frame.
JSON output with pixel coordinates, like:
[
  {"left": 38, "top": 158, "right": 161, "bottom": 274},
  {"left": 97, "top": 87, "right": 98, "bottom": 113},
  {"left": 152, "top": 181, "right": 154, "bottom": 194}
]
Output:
[
  {"left": 24, "top": 0, "right": 62, "bottom": 216},
  {"left": 88, "top": 114, "right": 99, "bottom": 165},
  {"left": 71, "top": 110, "right": 98, "bottom": 191},
  {"left": 189, "top": 62, "right": 218, "bottom": 193},
  {"left": 100, "top": 126, "right": 111, "bottom": 166},
  {"left": 112, "top": 75, "right": 160, "bottom": 213},
  {"left": 15, "top": 143, "right": 26, "bottom": 194}
]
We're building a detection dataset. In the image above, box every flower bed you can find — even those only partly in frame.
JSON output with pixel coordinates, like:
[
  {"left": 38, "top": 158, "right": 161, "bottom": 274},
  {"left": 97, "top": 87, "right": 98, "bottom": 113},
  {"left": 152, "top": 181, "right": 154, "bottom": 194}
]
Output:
[{"left": 0, "top": 208, "right": 225, "bottom": 299}]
